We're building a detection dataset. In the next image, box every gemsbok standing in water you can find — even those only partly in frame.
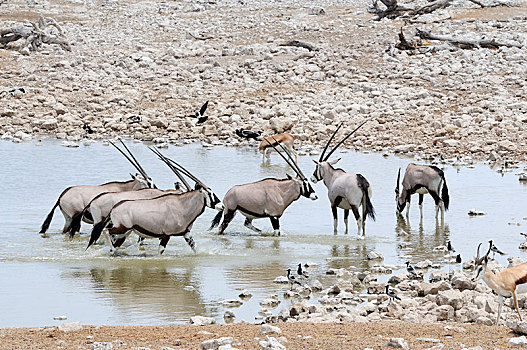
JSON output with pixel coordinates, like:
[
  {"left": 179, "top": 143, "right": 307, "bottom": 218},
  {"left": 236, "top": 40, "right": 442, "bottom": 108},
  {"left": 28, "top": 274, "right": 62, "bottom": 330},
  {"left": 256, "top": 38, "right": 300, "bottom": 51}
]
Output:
[
  {"left": 395, "top": 163, "right": 449, "bottom": 220},
  {"left": 88, "top": 150, "right": 223, "bottom": 254},
  {"left": 210, "top": 138, "right": 317, "bottom": 236},
  {"left": 311, "top": 122, "right": 375, "bottom": 238},
  {"left": 70, "top": 147, "right": 191, "bottom": 243},
  {"left": 472, "top": 241, "right": 527, "bottom": 325},
  {"left": 39, "top": 140, "right": 154, "bottom": 236}
]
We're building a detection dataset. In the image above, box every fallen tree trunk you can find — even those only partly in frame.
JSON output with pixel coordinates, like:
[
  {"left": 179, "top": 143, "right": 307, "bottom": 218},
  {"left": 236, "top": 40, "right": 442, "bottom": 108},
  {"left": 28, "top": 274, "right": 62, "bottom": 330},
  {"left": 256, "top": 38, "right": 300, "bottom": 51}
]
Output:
[
  {"left": 416, "top": 29, "right": 523, "bottom": 49},
  {"left": 370, "top": 0, "right": 451, "bottom": 20},
  {"left": 0, "top": 16, "right": 71, "bottom": 52}
]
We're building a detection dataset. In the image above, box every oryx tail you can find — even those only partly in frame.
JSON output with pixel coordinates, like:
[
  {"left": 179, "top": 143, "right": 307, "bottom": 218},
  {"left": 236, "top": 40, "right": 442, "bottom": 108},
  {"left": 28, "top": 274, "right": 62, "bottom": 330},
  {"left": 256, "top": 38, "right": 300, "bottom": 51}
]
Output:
[
  {"left": 357, "top": 174, "right": 375, "bottom": 221},
  {"left": 89, "top": 213, "right": 111, "bottom": 249},
  {"left": 430, "top": 165, "right": 449, "bottom": 211},
  {"left": 69, "top": 191, "right": 110, "bottom": 237},
  {"left": 40, "top": 186, "right": 72, "bottom": 234},
  {"left": 210, "top": 210, "right": 223, "bottom": 230}
]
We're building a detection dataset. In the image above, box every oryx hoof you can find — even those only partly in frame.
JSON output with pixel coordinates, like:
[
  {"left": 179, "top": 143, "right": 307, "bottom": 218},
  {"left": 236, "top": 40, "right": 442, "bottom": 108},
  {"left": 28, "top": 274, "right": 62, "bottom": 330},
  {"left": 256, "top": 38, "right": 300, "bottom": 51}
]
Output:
[{"left": 357, "top": 235, "right": 365, "bottom": 241}]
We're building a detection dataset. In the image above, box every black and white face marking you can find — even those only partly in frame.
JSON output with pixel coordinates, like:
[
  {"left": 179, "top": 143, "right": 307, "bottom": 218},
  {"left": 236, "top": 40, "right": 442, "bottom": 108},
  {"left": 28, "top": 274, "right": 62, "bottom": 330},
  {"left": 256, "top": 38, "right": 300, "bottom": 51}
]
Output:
[
  {"left": 203, "top": 188, "right": 223, "bottom": 210},
  {"left": 311, "top": 162, "right": 322, "bottom": 183},
  {"left": 300, "top": 179, "right": 318, "bottom": 200}
]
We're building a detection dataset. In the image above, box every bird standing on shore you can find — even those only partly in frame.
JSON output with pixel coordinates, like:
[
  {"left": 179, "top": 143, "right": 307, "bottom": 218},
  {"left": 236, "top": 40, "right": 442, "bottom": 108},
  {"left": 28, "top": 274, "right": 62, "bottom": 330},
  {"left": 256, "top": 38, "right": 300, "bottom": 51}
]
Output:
[
  {"left": 297, "top": 263, "right": 309, "bottom": 279},
  {"left": 186, "top": 101, "right": 209, "bottom": 125},
  {"left": 82, "top": 124, "right": 94, "bottom": 134},
  {"left": 287, "top": 268, "right": 302, "bottom": 290},
  {"left": 235, "top": 129, "right": 262, "bottom": 140},
  {"left": 447, "top": 240, "right": 455, "bottom": 253},
  {"left": 489, "top": 240, "right": 506, "bottom": 259},
  {"left": 455, "top": 254, "right": 462, "bottom": 264},
  {"left": 406, "top": 261, "right": 417, "bottom": 277},
  {"left": 386, "top": 285, "right": 401, "bottom": 302}
]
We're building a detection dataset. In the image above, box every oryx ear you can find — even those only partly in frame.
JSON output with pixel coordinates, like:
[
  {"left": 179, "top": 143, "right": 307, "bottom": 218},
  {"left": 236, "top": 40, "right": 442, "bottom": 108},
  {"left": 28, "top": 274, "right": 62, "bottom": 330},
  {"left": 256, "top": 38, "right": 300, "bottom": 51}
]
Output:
[
  {"left": 194, "top": 183, "right": 203, "bottom": 190},
  {"left": 174, "top": 182, "right": 182, "bottom": 191},
  {"left": 130, "top": 173, "right": 136, "bottom": 180},
  {"left": 312, "top": 159, "right": 320, "bottom": 165},
  {"left": 329, "top": 158, "right": 341, "bottom": 165},
  {"left": 286, "top": 174, "right": 294, "bottom": 180}
]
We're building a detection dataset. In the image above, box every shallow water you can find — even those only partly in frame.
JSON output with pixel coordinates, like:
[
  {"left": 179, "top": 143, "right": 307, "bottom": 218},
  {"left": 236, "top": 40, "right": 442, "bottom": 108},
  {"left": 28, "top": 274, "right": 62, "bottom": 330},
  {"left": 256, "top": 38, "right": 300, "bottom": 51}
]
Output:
[{"left": 1, "top": 140, "right": 526, "bottom": 327}]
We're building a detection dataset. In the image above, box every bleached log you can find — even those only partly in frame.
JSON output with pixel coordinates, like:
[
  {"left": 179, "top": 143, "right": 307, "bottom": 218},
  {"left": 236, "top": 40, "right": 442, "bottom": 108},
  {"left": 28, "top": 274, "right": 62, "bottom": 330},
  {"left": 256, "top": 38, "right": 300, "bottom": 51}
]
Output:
[
  {"left": 0, "top": 16, "right": 71, "bottom": 52},
  {"left": 416, "top": 29, "right": 523, "bottom": 49}
]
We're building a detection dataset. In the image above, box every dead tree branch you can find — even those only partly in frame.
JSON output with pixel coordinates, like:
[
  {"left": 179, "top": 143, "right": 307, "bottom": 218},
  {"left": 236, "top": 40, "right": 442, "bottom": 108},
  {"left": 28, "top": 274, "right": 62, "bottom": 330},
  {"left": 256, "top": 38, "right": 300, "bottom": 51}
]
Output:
[
  {"left": 370, "top": 0, "right": 451, "bottom": 20},
  {"left": 279, "top": 40, "right": 316, "bottom": 51},
  {"left": 416, "top": 29, "right": 523, "bottom": 49},
  {"left": 0, "top": 16, "right": 71, "bottom": 52}
]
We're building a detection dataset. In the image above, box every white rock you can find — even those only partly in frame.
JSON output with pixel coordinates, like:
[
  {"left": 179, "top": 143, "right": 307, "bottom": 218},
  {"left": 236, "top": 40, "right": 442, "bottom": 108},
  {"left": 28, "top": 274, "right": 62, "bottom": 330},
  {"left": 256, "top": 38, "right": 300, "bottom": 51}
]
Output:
[
  {"left": 386, "top": 337, "right": 409, "bottom": 349},
  {"left": 190, "top": 316, "right": 216, "bottom": 326},
  {"left": 259, "top": 336, "right": 286, "bottom": 350},
  {"left": 260, "top": 324, "right": 281, "bottom": 335},
  {"left": 468, "top": 209, "right": 486, "bottom": 216},
  {"left": 91, "top": 343, "right": 113, "bottom": 350},
  {"left": 58, "top": 321, "right": 82, "bottom": 331},
  {"left": 367, "top": 251, "right": 384, "bottom": 260},
  {"left": 509, "top": 336, "right": 527, "bottom": 347}
]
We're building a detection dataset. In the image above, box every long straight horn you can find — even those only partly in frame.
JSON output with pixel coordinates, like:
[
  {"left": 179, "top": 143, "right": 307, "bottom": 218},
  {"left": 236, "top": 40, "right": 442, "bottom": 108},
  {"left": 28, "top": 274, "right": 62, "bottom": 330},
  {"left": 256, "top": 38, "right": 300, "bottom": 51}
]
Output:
[
  {"left": 109, "top": 140, "right": 149, "bottom": 179},
  {"left": 395, "top": 168, "right": 401, "bottom": 195},
  {"left": 271, "top": 136, "right": 304, "bottom": 176},
  {"left": 476, "top": 242, "right": 482, "bottom": 260},
  {"left": 319, "top": 123, "right": 343, "bottom": 162},
  {"left": 265, "top": 137, "right": 304, "bottom": 179},
  {"left": 323, "top": 120, "right": 368, "bottom": 161},
  {"left": 118, "top": 139, "right": 149, "bottom": 177},
  {"left": 149, "top": 147, "right": 191, "bottom": 191},
  {"left": 164, "top": 157, "right": 207, "bottom": 189}
]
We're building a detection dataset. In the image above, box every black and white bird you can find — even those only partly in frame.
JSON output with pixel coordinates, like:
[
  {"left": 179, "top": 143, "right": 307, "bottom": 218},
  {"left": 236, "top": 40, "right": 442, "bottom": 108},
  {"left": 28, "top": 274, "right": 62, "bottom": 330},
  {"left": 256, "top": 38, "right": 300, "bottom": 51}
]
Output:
[
  {"left": 297, "top": 263, "right": 309, "bottom": 279},
  {"left": 287, "top": 268, "right": 302, "bottom": 289},
  {"left": 521, "top": 232, "right": 527, "bottom": 241},
  {"left": 0, "top": 87, "right": 25, "bottom": 97},
  {"left": 406, "top": 261, "right": 417, "bottom": 276},
  {"left": 82, "top": 124, "right": 94, "bottom": 134},
  {"left": 235, "top": 129, "right": 262, "bottom": 140},
  {"left": 128, "top": 115, "right": 142, "bottom": 124},
  {"left": 447, "top": 240, "right": 455, "bottom": 253},
  {"left": 455, "top": 254, "right": 462, "bottom": 264},
  {"left": 489, "top": 240, "right": 506, "bottom": 259},
  {"left": 386, "top": 285, "right": 401, "bottom": 301},
  {"left": 186, "top": 101, "right": 209, "bottom": 125}
]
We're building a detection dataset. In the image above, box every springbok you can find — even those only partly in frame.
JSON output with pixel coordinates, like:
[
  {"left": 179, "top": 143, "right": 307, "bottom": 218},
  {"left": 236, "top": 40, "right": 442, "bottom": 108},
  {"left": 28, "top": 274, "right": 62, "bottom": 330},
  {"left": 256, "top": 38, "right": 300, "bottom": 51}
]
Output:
[
  {"left": 210, "top": 138, "right": 317, "bottom": 235},
  {"left": 311, "top": 122, "right": 375, "bottom": 238},
  {"left": 395, "top": 163, "right": 449, "bottom": 219},
  {"left": 39, "top": 140, "right": 154, "bottom": 236},
  {"left": 88, "top": 150, "right": 223, "bottom": 254},
  {"left": 259, "top": 133, "right": 296, "bottom": 163},
  {"left": 472, "top": 242, "right": 527, "bottom": 324},
  {"left": 69, "top": 148, "right": 192, "bottom": 238}
]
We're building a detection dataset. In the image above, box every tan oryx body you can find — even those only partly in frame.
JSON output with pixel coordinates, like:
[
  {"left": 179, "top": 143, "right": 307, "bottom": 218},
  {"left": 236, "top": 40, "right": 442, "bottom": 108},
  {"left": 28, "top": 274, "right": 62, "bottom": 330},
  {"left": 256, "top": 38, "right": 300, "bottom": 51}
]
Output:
[
  {"left": 259, "top": 133, "right": 296, "bottom": 163},
  {"left": 472, "top": 241, "right": 527, "bottom": 324},
  {"left": 211, "top": 137, "right": 317, "bottom": 235},
  {"left": 395, "top": 163, "right": 449, "bottom": 219},
  {"left": 88, "top": 148, "right": 223, "bottom": 254},
  {"left": 40, "top": 176, "right": 151, "bottom": 235},
  {"left": 311, "top": 122, "right": 375, "bottom": 237},
  {"left": 39, "top": 139, "right": 154, "bottom": 235},
  {"left": 74, "top": 186, "right": 185, "bottom": 246}
]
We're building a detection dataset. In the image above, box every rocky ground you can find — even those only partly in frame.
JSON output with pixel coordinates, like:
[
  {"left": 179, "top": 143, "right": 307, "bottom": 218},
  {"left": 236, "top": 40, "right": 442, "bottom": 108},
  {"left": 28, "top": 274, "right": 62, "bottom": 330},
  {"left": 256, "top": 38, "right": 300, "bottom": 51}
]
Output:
[{"left": 1, "top": 0, "right": 527, "bottom": 163}]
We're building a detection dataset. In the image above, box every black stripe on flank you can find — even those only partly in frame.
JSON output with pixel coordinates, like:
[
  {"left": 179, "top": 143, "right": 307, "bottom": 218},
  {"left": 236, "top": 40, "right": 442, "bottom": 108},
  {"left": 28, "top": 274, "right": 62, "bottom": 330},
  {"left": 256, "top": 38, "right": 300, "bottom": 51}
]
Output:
[
  {"left": 237, "top": 206, "right": 267, "bottom": 218},
  {"left": 516, "top": 274, "right": 527, "bottom": 286}
]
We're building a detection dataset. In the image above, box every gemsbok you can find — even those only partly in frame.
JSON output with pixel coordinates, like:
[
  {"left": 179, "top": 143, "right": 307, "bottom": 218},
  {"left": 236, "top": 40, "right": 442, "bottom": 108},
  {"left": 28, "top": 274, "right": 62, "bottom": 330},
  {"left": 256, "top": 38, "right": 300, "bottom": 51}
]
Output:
[
  {"left": 39, "top": 140, "right": 154, "bottom": 236},
  {"left": 311, "top": 122, "right": 375, "bottom": 238},
  {"left": 472, "top": 241, "right": 527, "bottom": 324},
  {"left": 210, "top": 138, "right": 317, "bottom": 236},
  {"left": 69, "top": 147, "right": 192, "bottom": 238},
  {"left": 259, "top": 133, "right": 296, "bottom": 163},
  {"left": 395, "top": 163, "right": 449, "bottom": 219},
  {"left": 88, "top": 150, "right": 223, "bottom": 254}
]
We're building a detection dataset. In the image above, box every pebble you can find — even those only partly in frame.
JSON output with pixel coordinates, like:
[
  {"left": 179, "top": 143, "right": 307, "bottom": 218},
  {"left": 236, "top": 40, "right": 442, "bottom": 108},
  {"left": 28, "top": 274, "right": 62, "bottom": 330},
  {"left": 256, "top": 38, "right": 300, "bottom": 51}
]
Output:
[{"left": 91, "top": 343, "right": 113, "bottom": 350}]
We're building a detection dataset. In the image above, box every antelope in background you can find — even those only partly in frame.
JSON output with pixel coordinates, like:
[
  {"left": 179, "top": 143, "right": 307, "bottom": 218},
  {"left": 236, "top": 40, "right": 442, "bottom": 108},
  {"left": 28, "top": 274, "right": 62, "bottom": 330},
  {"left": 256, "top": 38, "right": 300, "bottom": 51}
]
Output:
[
  {"left": 472, "top": 241, "right": 527, "bottom": 324},
  {"left": 395, "top": 163, "right": 449, "bottom": 220},
  {"left": 311, "top": 122, "right": 375, "bottom": 238},
  {"left": 39, "top": 140, "right": 154, "bottom": 236},
  {"left": 259, "top": 133, "right": 296, "bottom": 163},
  {"left": 88, "top": 149, "right": 223, "bottom": 254},
  {"left": 210, "top": 138, "right": 317, "bottom": 236}
]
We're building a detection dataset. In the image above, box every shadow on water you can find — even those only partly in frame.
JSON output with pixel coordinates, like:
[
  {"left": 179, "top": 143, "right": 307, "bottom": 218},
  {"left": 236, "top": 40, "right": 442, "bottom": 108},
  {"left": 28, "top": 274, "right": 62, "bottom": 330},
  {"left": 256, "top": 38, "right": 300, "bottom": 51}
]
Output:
[{"left": 0, "top": 140, "right": 526, "bottom": 326}]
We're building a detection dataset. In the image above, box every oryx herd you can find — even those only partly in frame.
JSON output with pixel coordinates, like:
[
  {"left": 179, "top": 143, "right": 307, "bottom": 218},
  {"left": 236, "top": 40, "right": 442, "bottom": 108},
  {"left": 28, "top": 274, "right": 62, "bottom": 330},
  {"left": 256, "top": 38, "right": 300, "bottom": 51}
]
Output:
[{"left": 40, "top": 122, "right": 451, "bottom": 255}]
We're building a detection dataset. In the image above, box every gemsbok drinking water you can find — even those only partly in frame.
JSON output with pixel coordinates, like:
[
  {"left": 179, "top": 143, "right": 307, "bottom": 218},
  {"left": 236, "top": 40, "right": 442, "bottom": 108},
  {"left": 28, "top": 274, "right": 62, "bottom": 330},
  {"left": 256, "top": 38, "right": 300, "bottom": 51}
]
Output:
[
  {"left": 39, "top": 140, "right": 154, "bottom": 236},
  {"left": 311, "top": 122, "right": 375, "bottom": 238},
  {"left": 210, "top": 137, "right": 317, "bottom": 236},
  {"left": 395, "top": 163, "right": 449, "bottom": 220},
  {"left": 88, "top": 149, "right": 223, "bottom": 254}
]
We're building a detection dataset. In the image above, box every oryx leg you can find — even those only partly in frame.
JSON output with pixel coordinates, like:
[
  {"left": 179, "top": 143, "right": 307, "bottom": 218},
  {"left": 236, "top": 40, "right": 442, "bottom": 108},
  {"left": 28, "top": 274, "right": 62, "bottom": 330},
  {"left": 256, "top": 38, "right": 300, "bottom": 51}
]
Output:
[
  {"left": 108, "top": 226, "right": 131, "bottom": 253},
  {"left": 361, "top": 199, "right": 367, "bottom": 236},
  {"left": 331, "top": 205, "right": 338, "bottom": 234},
  {"left": 513, "top": 290, "right": 523, "bottom": 321},
  {"left": 351, "top": 206, "right": 362, "bottom": 238},
  {"left": 138, "top": 236, "right": 145, "bottom": 245},
  {"left": 244, "top": 217, "right": 262, "bottom": 233},
  {"left": 218, "top": 210, "right": 236, "bottom": 234},
  {"left": 406, "top": 197, "right": 411, "bottom": 218},
  {"left": 418, "top": 194, "right": 424, "bottom": 217},
  {"left": 429, "top": 191, "right": 441, "bottom": 220},
  {"left": 344, "top": 209, "right": 349, "bottom": 235},
  {"left": 103, "top": 230, "right": 116, "bottom": 251},
  {"left": 184, "top": 232, "right": 196, "bottom": 252},
  {"left": 158, "top": 235, "right": 170, "bottom": 255},
  {"left": 497, "top": 295, "right": 503, "bottom": 325},
  {"left": 269, "top": 216, "right": 280, "bottom": 236},
  {"left": 61, "top": 214, "right": 73, "bottom": 234}
]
